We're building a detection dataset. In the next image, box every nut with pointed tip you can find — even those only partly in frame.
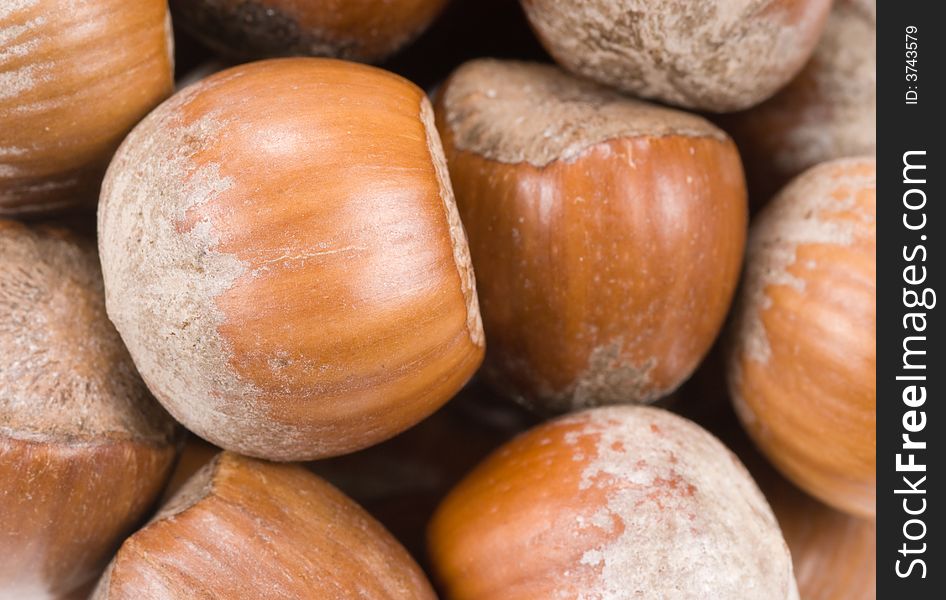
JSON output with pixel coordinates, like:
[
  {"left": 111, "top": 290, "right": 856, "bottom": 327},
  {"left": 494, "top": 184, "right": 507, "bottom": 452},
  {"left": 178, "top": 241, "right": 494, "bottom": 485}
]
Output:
[
  {"left": 0, "top": 0, "right": 174, "bottom": 216},
  {"left": 520, "top": 0, "right": 832, "bottom": 112},
  {"left": 435, "top": 59, "right": 747, "bottom": 414},
  {"left": 92, "top": 452, "right": 436, "bottom": 599},
  {"left": 727, "top": 157, "right": 876, "bottom": 518},
  {"left": 720, "top": 0, "right": 877, "bottom": 206},
  {"left": 428, "top": 405, "right": 798, "bottom": 599},
  {"left": 98, "top": 57, "right": 484, "bottom": 462},
  {"left": 0, "top": 220, "right": 179, "bottom": 600},
  {"left": 169, "top": 0, "right": 450, "bottom": 63}
]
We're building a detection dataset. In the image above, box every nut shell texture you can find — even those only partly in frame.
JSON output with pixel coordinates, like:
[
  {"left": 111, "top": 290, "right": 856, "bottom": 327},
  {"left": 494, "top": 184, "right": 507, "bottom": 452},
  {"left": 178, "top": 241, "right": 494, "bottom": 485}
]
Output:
[
  {"left": 428, "top": 406, "right": 797, "bottom": 600},
  {"left": 727, "top": 157, "right": 876, "bottom": 517},
  {"left": 437, "top": 60, "right": 746, "bottom": 413},
  {"left": 92, "top": 452, "right": 436, "bottom": 600},
  {"left": 0, "top": 0, "right": 173, "bottom": 215},
  {"left": 520, "top": 0, "right": 832, "bottom": 112},
  {"left": 722, "top": 0, "right": 877, "bottom": 203},
  {"left": 0, "top": 220, "right": 177, "bottom": 599},
  {"left": 98, "top": 58, "right": 483, "bottom": 461}
]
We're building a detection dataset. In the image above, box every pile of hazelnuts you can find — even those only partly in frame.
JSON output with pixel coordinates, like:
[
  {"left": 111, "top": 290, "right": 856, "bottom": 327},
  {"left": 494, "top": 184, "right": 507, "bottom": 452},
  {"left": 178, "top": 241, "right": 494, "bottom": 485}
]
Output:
[{"left": 1, "top": 1, "right": 876, "bottom": 599}]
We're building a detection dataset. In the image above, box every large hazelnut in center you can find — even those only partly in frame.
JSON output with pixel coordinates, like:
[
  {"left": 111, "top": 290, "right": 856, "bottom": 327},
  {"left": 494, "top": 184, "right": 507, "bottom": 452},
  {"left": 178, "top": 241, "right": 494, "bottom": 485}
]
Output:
[
  {"left": 435, "top": 60, "right": 747, "bottom": 414},
  {"left": 98, "top": 58, "right": 484, "bottom": 461}
]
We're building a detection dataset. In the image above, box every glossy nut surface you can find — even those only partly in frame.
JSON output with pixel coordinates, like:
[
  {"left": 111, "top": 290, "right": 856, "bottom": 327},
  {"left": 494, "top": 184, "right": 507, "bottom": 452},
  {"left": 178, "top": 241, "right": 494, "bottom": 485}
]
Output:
[
  {"left": 428, "top": 406, "right": 797, "bottom": 600},
  {"left": 98, "top": 58, "right": 484, "bottom": 461},
  {"left": 0, "top": 220, "right": 178, "bottom": 599},
  {"left": 170, "top": 0, "right": 449, "bottom": 63},
  {"left": 92, "top": 452, "right": 436, "bottom": 600},
  {"left": 436, "top": 60, "right": 746, "bottom": 413},
  {"left": 0, "top": 0, "right": 174, "bottom": 216},
  {"left": 727, "top": 157, "right": 876, "bottom": 517},
  {"left": 520, "top": 0, "right": 832, "bottom": 112}
]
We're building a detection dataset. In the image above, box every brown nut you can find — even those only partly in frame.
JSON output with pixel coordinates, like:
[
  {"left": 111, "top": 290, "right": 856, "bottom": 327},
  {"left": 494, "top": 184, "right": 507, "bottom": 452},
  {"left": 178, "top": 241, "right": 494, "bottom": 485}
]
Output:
[
  {"left": 98, "top": 57, "right": 484, "bottom": 461},
  {"left": 169, "top": 0, "right": 450, "bottom": 63},
  {"left": 727, "top": 157, "right": 876, "bottom": 518},
  {"left": 0, "top": 0, "right": 174, "bottom": 216},
  {"left": 720, "top": 0, "right": 877, "bottom": 205},
  {"left": 0, "top": 220, "right": 178, "bottom": 599},
  {"left": 91, "top": 452, "right": 435, "bottom": 599},
  {"left": 435, "top": 59, "right": 747, "bottom": 414},
  {"left": 520, "top": 0, "right": 832, "bottom": 112},
  {"left": 428, "top": 405, "right": 798, "bottom": 599}
]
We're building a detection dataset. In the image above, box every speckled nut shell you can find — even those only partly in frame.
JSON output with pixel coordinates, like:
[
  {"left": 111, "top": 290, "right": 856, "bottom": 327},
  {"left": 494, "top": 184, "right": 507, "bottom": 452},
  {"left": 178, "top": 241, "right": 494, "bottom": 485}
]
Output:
[
  {"left": 91, "top": 452, "right": 436, "bottom": 599},
  {"left": 428, "top": 405, "right": 798, "bottom": 600},
  {"left": 727, "top": 157, "right": 876, "bottom": 518},
  {"left": 0, "top": 0, "right": 174, "bottom": 216},
  {"left": 0, "top": 220, "right": 178, "bottom": 599},
  {"left": 721, "top": 0, "right": 877, "bottom": 205},
  {"left": 520, "top": 0, "right": 832, "bottom": 112},
  {"left": 435, "top": 60, "right": 747, "bottom": 414},
  {"left": 98, "top": 57, "right": 484, "bottom": 462},
  {"left": 169, "top": 0, "right": 449, "bottom": 63}
]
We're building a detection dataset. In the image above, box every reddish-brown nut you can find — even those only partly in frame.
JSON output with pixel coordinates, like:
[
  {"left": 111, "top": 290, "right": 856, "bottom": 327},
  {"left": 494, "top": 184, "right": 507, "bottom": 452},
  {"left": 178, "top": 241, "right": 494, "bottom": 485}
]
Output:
[
  {"left": 520, "top": 0, "right": 832, "bottom": 112},
  {"left": 0, "top": 0, "right": 174, "bottom": 216},
  {"left": 92, "top": 452, "right": 436, "bottom": 599},
  {"left": 727, "top": 157, "right": 876, "bottom": 518},
  {"left": 169, "top": 0, "right": 449, "bottom": 63},
  {"left": 720, "top": 0, "right": 877, "bottom": 205},
  {"left": 98, "top": 57, "right": 484, "bottom": 461},
  {"left": 0, "top": 220, "right": 178, "bottom": 599},
  {"left": 428, "top": 405, "right": 797, "bottom": 599},
  {"left": 435, "top": 59, "right": 747, "bottom": 414}
]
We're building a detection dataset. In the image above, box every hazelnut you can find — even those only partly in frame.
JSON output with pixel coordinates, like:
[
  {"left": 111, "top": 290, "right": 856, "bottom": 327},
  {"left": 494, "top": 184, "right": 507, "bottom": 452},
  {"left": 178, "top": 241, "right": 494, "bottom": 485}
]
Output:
[
  {"left": 727, "top": 157, "right": 876, "bottom": 517},
  {"left": 92, "top": 452, "right": 435, "bottom": 599},
  {"left": 0, "top": 220, "right": 178, "bottom": 599},
  {"left": 720, "top": 0, "right": 877, "bottom": 205},
  {"left": 519, "top": 0, "right": 832, "bottom": 112},
  {"left": 0, "top": 0, "right": 174, "bottom": 216},
  {"left": 435, "top": 59, "right": 746, "bottom": 413},
  {"left": 428, "top": 405, "right": 798, "bottom": 599},
  {"left": 677, "top": 337, "right": 876, "bottom": 600},
  {"left": 169, "top": 0, "right": 449, "bottom": 63},
  {"left": 98, "top": 57, "right": 484, "bottom": 461}
]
